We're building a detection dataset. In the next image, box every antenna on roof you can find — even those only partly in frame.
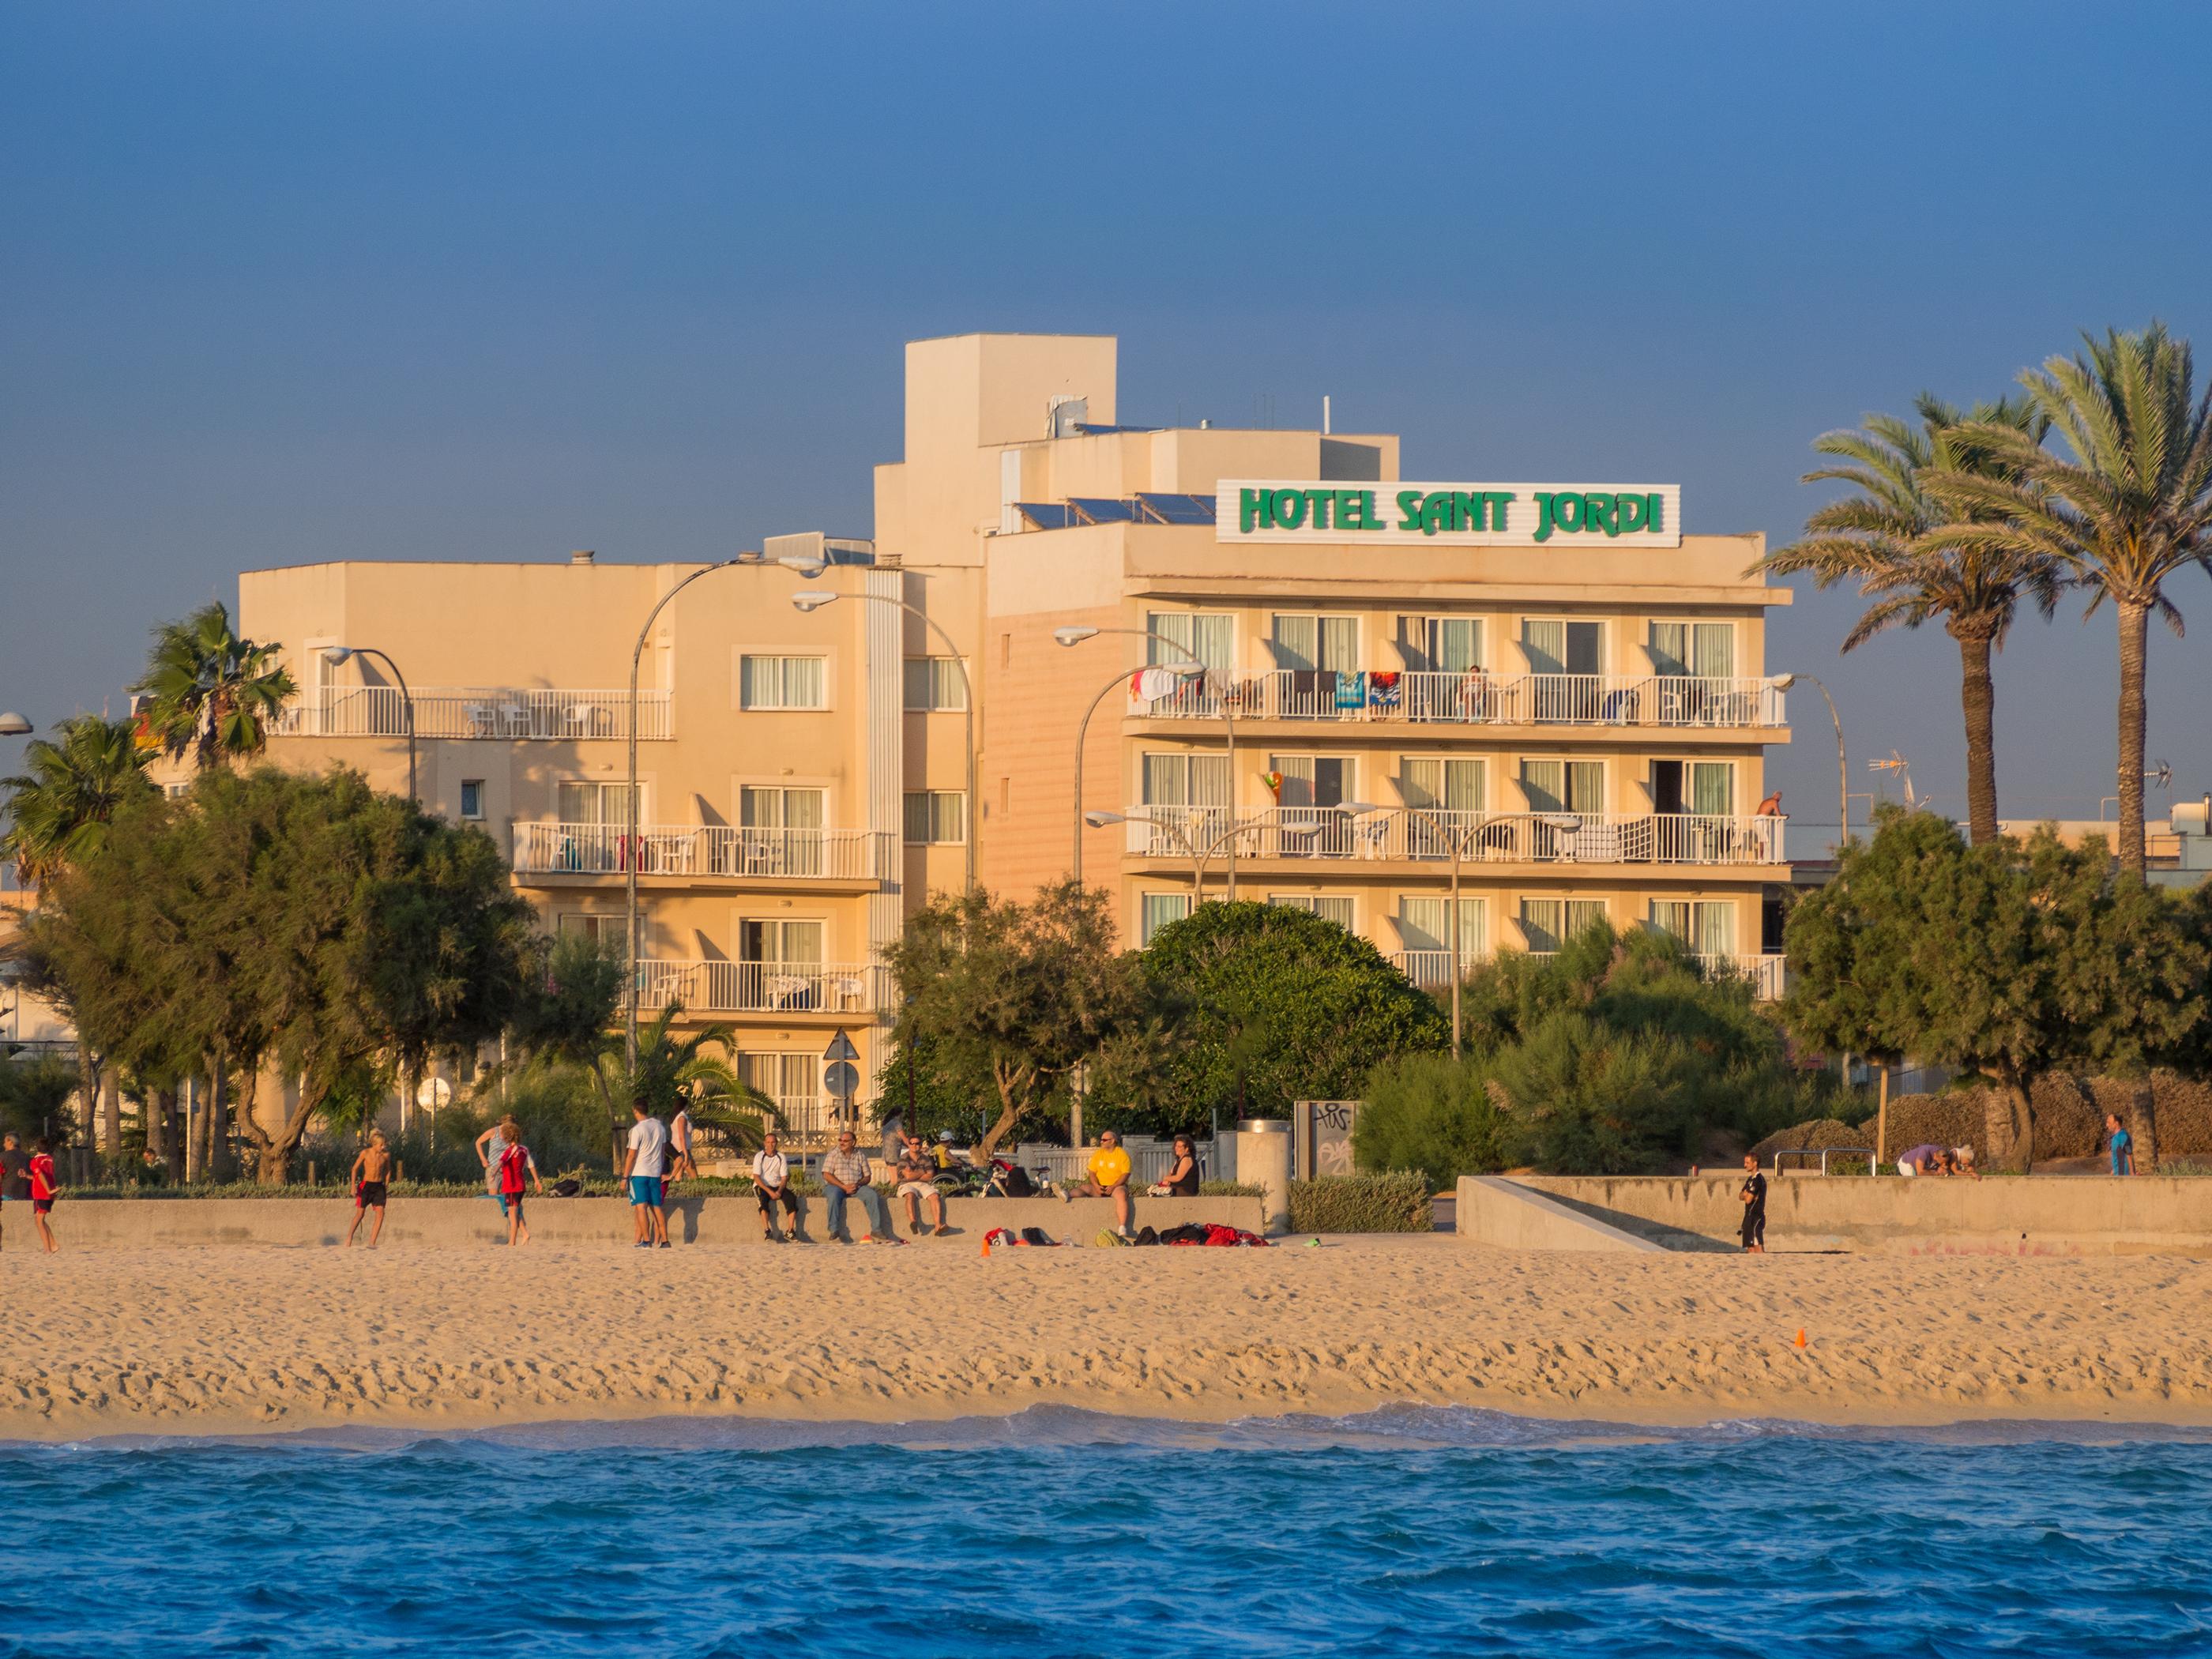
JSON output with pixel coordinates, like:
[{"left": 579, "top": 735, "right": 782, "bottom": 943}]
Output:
[{"left": 1323, "top": 394, "right": 1331, "bottom": 435}]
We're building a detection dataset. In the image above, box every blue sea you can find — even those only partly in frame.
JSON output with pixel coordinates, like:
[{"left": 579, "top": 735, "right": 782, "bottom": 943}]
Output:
[{"left": 3, "top": 1406, "right": 2209, "bottom": 1657}]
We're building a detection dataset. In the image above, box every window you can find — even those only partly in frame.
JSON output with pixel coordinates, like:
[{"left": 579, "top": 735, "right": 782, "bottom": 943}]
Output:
[
  {"left": 1396, "top": 615, "right": 1484, "bottom": 673},
  {"left": 556, "top": 780, "right": 634, "bottom": 826},
  {"left": 556, "top": 912, "right": 624, "bottom": 950},
  {"left": 459, "top": 780, "right": 485, "bottom": 821},
  {"left": 1520, "top": 898, "right": 1608, "bottom": 953},
  {"left": 740, "top": 918, "right": 822, "bottom": 965},
  {"left": 1266, "top": 893, "right": 1355, "bottom": 929},
  {"left": 1142, "top": 750, "right": 1231, "bottom": 809},
  {"left": 1146, "top": 611, "right": 1235, "bottom": 674},
  {"left": 904, "top": 791, "right": 966, "bottom": 845},
  {"left": 1521, "top": 619, "right": 1603, "bottom": 675},
  {"left": 1139, "top": 892, "right": 1191, "bottom": 944},
  {"left": 739, "top": 1053, "right": 820, "bottom": 1132},
  {"left": 1650, "top": 761, "right": 1735, "bottom": 816},
  {"left": 1649, "top": 621, "right": 1736, "bottom": 679},
  {"left": 1519, "top": 760, "right": 1605, "bottom": 814},
  {"left": 1269, "top": 754, "right": 1355, "bottom": 857},
  {"left": 736, "top": 786, "right": 826, "bottom": 875},
  {"left": 1271, "top": 613, "right": 1359, "bottom": 672},
  {"left": 1398, "top": 758, "right": 1484, "bottom": 811},
  {"left": 1650, "top": 900, "right": 1737, "bottom": 958},
  {"left": 903, "top": 657, "right": 968, "bottom": 711},
  {"left": 739, "top": 655, "right": 826, "bottom": 710},
  {"left": 1398, "top": 895, "right": 1488, "bottom": 959}
]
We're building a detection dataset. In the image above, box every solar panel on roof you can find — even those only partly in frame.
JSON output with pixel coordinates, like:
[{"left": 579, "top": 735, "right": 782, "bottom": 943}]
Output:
[
  {"left": 1067, "top": 498, "right": 1138, "bottom": 525},
  {"left": 1134, "top": 493, "right": 1215, "bottom": 525},
  {"left": 1014, "top": 502, "right": 1077, "bottom": 531}
]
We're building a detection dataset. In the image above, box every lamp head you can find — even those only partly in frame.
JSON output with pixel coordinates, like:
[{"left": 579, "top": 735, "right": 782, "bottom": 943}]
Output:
[
  {"left": 789, "top": 590, "right": 837, "bottom": 614},
  {"left": 320, "top": 646, "right": 354, "bottom": 665},
  {"left": 1768, "top": 672, "right": 1796, "bottom": 690},
  {"left": 1339, "top": 800, "right": 1387, "bottom": 815},
  {"left": 1053, "top": 626, "right": 1100, "bottom": 647},
  {"left": 1539, "top": 813, "right": 1583, "bottom": 831},
  {"left": 777, "top": 555, "right": 828, "bottom": 577},
  {"left": 1083, "top": 810, "right": 1126, "bottom": 829},
  {"left": 0, "top": 711, "right": 30, "bottom": 738}
]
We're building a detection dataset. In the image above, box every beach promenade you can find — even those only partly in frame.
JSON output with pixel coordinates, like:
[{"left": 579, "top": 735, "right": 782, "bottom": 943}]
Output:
[{"left": 3, "top": 1236, "right": 2208, "bottom": 1440}]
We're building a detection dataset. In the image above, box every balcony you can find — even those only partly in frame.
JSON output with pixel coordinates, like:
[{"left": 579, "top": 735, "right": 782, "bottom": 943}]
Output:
[
  {"left": 1126, "top": 806, "right": 1785, "bottom": 866},
  {"left": 512, "top": 823, "right": 893, "bottom": 884},
  {"left": 635, "top": 959, "right": 886, "bottom": 1016},
  {"left": 1129, "top": 671, "right": 1783, "bottom": 730},
  {"left": 275, "top": 687, "right": 672, "bottom": 741},
  {"left": 1388, "top": 948, "right": 1785, "bottom": 1000}
]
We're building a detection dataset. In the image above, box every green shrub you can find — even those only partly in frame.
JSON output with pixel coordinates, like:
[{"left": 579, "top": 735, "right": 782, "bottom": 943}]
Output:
[
  {"left": 1356, "top": 1051, "right": 1518, "bottom": 1189},
  {"left": 1198, "top": 1180, "right": 1262, "bottom": 1197},
  {"left": 1288, "top": 1172, "right": 1432, "bottom": 1232}
]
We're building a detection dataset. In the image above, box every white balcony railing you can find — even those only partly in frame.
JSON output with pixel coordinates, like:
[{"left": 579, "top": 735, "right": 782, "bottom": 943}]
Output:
[
  {"left": 634, "top": 960, "right": 886, "bottom": 1016},
  {"left": 1387, "top": 948, "right": 1485, "bottom": 990},
  {"left": 513, "top": 823, "right": 893, "bottom": 882},
  {"left": 1126, "top": 806, "right": 1785, "bottom": 866},
  {"left": 1130, "top": 671, "right": 1785, "bottom": 728},
  {"left": 1695, "top": 953, "right": 1788, "bottom": 1000},
  {"left": 275, "top": 687, "right": 672, "bottom": 742},
  {"left": 1401, "top": 948, "right": 1786, "bottom": 1000}
]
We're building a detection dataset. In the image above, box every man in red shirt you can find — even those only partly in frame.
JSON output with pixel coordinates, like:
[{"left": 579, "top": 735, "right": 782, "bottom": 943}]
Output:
[{"left": 27, "top": 1137, "right": 58, "bottom": 1254}]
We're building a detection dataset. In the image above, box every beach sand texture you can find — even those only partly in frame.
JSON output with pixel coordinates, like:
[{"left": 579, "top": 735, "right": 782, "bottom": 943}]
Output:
[{"left": 3, "top": 1236, "right": 2209, "bottom": 1439}]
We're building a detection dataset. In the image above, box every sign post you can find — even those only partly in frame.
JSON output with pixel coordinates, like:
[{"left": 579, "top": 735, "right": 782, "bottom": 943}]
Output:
[{"left": 822, "top": 1029, "right": 860, "bottom": 1129}]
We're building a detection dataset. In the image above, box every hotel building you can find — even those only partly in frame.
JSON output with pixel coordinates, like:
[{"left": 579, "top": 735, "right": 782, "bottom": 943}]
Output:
[{"left": 235, "top": 332, "right": 1792, "bottom": 1140}]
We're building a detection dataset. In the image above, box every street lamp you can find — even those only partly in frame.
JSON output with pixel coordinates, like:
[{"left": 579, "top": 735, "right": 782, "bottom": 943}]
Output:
[
  {"left": 620, "top": 554, "right": 819, "bottom": 1071},
  {"left": 1769, "top": 673, "right": 1846, "bottom": 848},
  {"left": 322, "top": 646, "right": 416, "bottom": 802},
  {"left": 1063, "top": 656, "right": 1205, "bottom": 886},
  {"left": 1379, "top": 782, "right": 1488, "bottom": 1053},
  {"left": 791, "top": 583, "right": 977, "bottom": 894},
  {"left": 1055, "top": 624, "right": 1240, "bottom": 897},
  {"left": 0, "top": 713, "right": 31, "bottom": 737}
]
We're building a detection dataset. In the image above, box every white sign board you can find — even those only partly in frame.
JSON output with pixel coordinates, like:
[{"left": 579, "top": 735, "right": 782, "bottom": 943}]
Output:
[{"left": 1217, "top": 480, "right": 1683, "bottom": 548}]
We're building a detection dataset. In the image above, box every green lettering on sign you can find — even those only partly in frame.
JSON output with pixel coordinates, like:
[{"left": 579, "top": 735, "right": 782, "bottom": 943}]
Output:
[
  {"left": 1395, "top": 489, "right": 1424, "bottom": 530},
  {"left": 1272, "top": 488, "right": 1307, "bottom": 530},
  {"left": 1240, "top": 487, "right": 1269, "bottom": 533}
]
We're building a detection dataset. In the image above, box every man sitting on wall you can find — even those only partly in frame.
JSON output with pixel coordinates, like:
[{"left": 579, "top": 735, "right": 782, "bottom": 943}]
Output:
[
  {"left": 896, "top": 1132, "right": 951, "bottom": 1237},
  {"left": 820, "top": 1130, "right": 901, "bottom": 1245},
  {"left": 1062, "top": 1128, "right": 1134, "bottom": 1240}
]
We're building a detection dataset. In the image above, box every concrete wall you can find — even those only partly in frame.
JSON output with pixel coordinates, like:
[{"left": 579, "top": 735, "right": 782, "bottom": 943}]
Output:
[
  {"left": 1507, "top": 1173, "right": 2212, "bottom": 1255},
  {"left": 1454, "top": 1176, "right": 1665, "bottom": 1252},
  {"left": 24, "top": 1194, "right": 1263, "bottom": 1251}
]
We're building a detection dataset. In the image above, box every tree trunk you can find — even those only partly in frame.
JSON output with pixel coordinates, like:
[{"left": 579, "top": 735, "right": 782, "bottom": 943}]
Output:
[
  {"left": 75, "top": 1048, "right": 100, "bottom": 1160},
  {"left": 2115, "top": 599, "right": 2150, "bottom": 880},
  {"left": 206, "top": 1068, "right": 231, "bottom": 1179},
  {"left": 2131, "top": 1074, "right": 2158, "bottom": 1173},
  {"left": 100, "top": 1071, "right": 122, "bottom": 1161},
  {"left": 151, "top": 1087, "right": 175, "bottom": 1173},
  {"left": 1954, "top": 626, "right": 2000, "bottom": 845},
  {"left": 183, "top": 1075, "right": 203, "bottom": 1182},
  {"left": 1983, "top": 1073, "right": 2035, "bottom": 1174}
]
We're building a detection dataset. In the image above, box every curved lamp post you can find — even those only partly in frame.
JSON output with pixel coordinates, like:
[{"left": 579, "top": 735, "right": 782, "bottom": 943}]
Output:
[
  {"left": 1055, "top": 624, "right": 1239, "bottom": 897},
  {"left": 791, "top": 585, "right": 977, "bottom": 895},
  {"left": 623, "top": 555, "right": 824, "bottom": 1071},
  {"left": 1373, "top": 785, "right": 1482, "bottom": 1053},
  {"left": 1769, "top": 673, "right": 1846, "bottom": 849},
  {"left": 322, "top": 645, "right": 416, "bottom": 803},
  {"left": 1062, "top": 656, "right": 1206, "bottom": 886}
]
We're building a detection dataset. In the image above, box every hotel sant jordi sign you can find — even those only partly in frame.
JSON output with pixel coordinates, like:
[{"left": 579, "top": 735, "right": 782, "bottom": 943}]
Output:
[{"left": 1216, "top": 480, "right": 1683, "bottom": 548}]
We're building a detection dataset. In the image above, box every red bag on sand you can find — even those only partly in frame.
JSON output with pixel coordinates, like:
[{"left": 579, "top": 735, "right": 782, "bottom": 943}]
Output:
[{"left": 1201, "top": 1223, "right": 1239, "bottom": 1247}]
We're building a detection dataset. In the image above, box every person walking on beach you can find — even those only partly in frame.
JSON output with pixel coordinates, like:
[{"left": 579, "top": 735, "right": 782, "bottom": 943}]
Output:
[
  {"left": 0, "top": 1131, "right": 28, "bottom": 1251},
  {"left": 476, "top": 1117, "right": 513, "bottom": 1221},
  {"left": 896, "top": 1131, "right": 950, "bottom": 1237},
  {"left": 820, "top": 1129, "right": 900, "bottom": 1244},
  {"left": 1738, "top": 1153, "right": 1767, "bottom": 1254},
  {"left": 623, "top": 1098, "right": 671, "bottom": 1249},
  {"left": 345, "top": 1129, "right": 393, "bottom": 1247},
  {"left": 26, "top": 1137, "right": 58, "bottom": 1253},
  {"left": 498, "top": 1126, "right": 544, "bottom": 1245},
  {"left": 2106, "top": 1113, "right": 2136, "bottom": 1176},
  {"left": 750, "top": 1130, "right": 803, "bottom": 1242}
]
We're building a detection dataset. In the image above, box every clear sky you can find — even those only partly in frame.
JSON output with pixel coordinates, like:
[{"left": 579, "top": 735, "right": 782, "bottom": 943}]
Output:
[{"left": 6, "top": 1, "right": 2210, "bottom": 830}]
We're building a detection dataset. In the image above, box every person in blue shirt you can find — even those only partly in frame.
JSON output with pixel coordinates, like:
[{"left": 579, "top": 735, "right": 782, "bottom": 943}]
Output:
[{"left": 2105, "top": 1113, "right": 2136, "bottom": 1176}]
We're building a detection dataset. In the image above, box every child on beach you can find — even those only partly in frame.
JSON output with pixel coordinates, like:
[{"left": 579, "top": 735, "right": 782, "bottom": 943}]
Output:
[
  {"left": 498, "top": 1127, "right": 544, "bottom": 1245},
  {"left": 27, "top": 1137, "right": 58, "bottom": 1253},
  {"left": 345, "top": 1129, "right": 393, "bottom": 1247}
]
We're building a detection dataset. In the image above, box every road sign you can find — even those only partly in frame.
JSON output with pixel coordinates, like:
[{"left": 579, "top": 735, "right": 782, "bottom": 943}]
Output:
[
  {"left": 824, "top": 1060, "right": 860, "bottom": 1099},
  {"left": 823, "top": 1029, "right": 860, "bottom": 1063},
  {"left": 415, "top": 1075, "right": 453, "bottom": 1111}
]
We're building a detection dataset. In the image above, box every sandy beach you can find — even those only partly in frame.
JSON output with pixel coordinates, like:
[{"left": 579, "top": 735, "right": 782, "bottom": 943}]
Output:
[{"left": 2, "top": 1236, "right": 2209, "bottom": 1441}]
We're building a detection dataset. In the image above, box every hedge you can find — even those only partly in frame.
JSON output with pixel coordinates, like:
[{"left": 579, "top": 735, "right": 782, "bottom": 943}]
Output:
[{"left": 1287, "top": 1172, "right": 1432, "bottom": 1233}]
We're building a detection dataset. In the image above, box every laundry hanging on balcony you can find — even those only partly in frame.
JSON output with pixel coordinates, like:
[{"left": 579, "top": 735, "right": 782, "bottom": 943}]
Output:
[
  {"left": 1366, "top": 671, "right": 1401, "bottom": 711},
  {"left": 1129, "top": 666, "right": 1183, "bottom": 703},
  {"left": 1334, "top": 672, "right": 1367, "bottom": 711}
]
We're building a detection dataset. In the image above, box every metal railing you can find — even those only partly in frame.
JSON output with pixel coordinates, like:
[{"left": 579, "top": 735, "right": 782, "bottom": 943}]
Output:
[
  {"left": 1130, "top": 671, "right": 1785, "bottom": 728},
  {"left": 634, "top": 959, "right": 886, "bottom": 1015},
  {"left": 513, "top": 823, "right": 893, "bottom": 882},
  {"left": 1773, "top": 1146, "right": 1875, "bottom": 1176},
  {"left": 1012, "top": 1142, "right": 1201, "bottom": 1187},
  {"left": 1395, "top": 949, "right": 1785, "bottom": 999},
  {"left": 275, "top": 686, "right": 672, "bottom": 741},
  {"left": 1695, "top": 953, "right": 1788, "bottom": 1000},
  {"left": 1388, "top": 948, "right": 1484, "bottom": 989},
  {"left": 1125, "top": 806, "right": 1785, "bottom": 865}
]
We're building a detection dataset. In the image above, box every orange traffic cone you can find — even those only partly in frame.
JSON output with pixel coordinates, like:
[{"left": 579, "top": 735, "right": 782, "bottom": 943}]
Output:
[
  {"left": 1794, "top": 1328, "right": 1808, "bottom": 1349},
  {"left": 981, "top": 1237, "right": 991, "bottom": 1258}
]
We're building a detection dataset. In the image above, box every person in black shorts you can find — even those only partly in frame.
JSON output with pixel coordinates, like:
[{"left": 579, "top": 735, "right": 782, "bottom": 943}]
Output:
[
  {"left": 346, "top": 1129, "right": 393, "bottom": 1247},
  {"left": 750, "top": 1131, "right": 803, "bottom": 1242},
  {"left": 1739, "top": 1153, "right": 1767, "bottom": 1254}
]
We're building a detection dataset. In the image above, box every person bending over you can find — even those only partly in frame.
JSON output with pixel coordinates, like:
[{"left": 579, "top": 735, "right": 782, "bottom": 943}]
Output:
[
  {"left": 345, "top": 1129, "right": 393, "bottom": 1247},
  {"left": 896, "top": 1133, "right": 950, "bottom": 1237},
  {"left": 820, "top": 1130, "right": 901, "bottom": 1245},
  {"left": 751, "top": 1131, "right": 803, "bottom": 1243}
]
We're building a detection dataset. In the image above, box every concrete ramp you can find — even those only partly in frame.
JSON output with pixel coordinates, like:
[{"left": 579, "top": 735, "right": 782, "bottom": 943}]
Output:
[{"left": 1455, "top": 1176, "right": 1665, "bottom": 1253}]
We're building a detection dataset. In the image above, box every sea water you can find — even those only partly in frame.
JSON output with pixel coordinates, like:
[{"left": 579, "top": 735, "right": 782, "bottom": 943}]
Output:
[{"left": 2, "top": 1406, "right": 2208, "bottom": 1657}]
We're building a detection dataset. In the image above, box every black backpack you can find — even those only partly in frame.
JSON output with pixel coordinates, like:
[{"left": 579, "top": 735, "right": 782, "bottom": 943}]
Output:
[
  {"left": 1019, "top": 1225, "right": 1057, "bottom": 1247},
  {"left": 1001, "top": 1164, "right": 1036, "bottom": 1198}
]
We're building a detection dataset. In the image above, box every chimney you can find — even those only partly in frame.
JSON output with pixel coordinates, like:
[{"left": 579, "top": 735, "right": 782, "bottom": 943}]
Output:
[{"left": 570, "top": 549, "right": 596, "bottom": 566}]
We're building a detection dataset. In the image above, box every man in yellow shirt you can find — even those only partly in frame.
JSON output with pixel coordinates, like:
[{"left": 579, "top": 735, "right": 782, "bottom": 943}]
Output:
[{"left": 1070, "top": 1128, "right": 1135, "bottom": 1238}]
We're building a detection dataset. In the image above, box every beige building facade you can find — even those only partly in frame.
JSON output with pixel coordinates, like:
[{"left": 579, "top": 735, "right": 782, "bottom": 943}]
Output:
[{"left": 234, "top": 332, "right": 1793, "bottom": 1142}]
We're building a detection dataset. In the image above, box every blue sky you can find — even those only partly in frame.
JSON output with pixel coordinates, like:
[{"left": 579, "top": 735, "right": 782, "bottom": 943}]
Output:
[{"left": 5, "top": 1, "right": 2210, "bottom": 828}]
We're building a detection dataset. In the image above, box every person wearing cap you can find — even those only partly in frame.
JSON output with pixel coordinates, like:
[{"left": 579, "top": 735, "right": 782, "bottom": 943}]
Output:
[{"left": 931, "top": 1130, "right": 958, "bottom": 1172}]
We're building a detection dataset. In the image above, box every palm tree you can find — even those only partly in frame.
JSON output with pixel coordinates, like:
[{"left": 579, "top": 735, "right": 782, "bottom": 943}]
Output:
[
  {"left": 131, "top": 601, "right": 298, "bottom": 772},
  {"left": 619, "top": 1003, "right": 781, "bottom": 1162},
  {"left": 1754, "top": 394, "right": 2060, "bottom": 845},
  {"left": 0, "top": 714, "right": 152, "bottom": 1158},
  {"left": 0, "top": 716, "right": 152, "bottom": 885},
  {"left": 1925, "top": 324, "right": 2212, "bottom": 879}
]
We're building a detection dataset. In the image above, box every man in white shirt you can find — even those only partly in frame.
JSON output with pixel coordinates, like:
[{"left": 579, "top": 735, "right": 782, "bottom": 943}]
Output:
[
  {"left": 750, "top": 1130, "right": 803, "bottom": 1243},
  {"left": 623, "top": 1099, "right": 672, "bottom": 1249}
]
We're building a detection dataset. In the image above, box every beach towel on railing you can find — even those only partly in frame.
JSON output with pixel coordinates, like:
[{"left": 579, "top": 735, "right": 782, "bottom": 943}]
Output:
[
  {"left": 1366, "top": 671, "right": 1401, "bottom": 711},
  {"left": 1335, "top": 672, "right": 1366, "bottom": 710}
]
